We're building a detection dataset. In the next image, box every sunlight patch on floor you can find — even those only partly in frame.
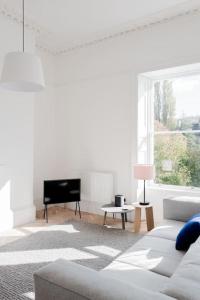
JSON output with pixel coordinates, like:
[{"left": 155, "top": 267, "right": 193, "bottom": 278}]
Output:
[
  {"left": 22, "top": 291, "right": 35, "bottom": 299},
  {"left": 0, "top": 248, "right": 98, "bottom": 265},
  {"left": 85, "top": 245, "right": 121, "bottom": 257},
  {"left": 0, "top": 228, "right": 27, "bottom": 237},
  {"left": 22, "top": 224, "right": 80, "bottom": 234}
]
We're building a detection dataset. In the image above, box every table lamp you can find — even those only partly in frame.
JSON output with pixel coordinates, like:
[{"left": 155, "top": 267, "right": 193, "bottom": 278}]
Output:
[{"left": 134, "top": 164, "right": 155, "bottom": 206}]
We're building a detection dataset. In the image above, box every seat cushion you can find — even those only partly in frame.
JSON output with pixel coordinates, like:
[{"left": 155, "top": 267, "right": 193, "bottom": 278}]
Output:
[
  {"left": 162, "top": 237, "right": 200, "bottom": 300},
  {"left": 35, "top": 259, "right": 175, "bottom": 300},
  {"left": 102, "top": 261, "right": 169, "bottom": 292},
  {"left": 176, "top": 213, "right": 200, "bottom": 251},
  {"left": 181, "top": 236, "right": 200, "bottom": 264},
  {"left": 163, "top": 197, "right": 200, "bottom": 222},
  {"left": 115, "top": 236, "right": 184, "bottom": 277},
  {"left": 163, "top": 275, "right": 200, "bottom": 300},
  {"left": 148, "top": 220, "right": 184, "bottom": 241}
]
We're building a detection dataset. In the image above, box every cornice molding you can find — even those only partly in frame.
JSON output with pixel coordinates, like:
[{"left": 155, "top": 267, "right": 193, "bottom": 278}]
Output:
[
  {"left": 0, "top": 2, "right": 50, "bottom": 35},
  {"left": 0, "top": 1, "right": 54, "bottom": 54},
  {"left": 54, "top": 7, "right": 200, "bottom": 56},
  {"left": 0, "top": 2, "right": 200, "bottom": 56}
]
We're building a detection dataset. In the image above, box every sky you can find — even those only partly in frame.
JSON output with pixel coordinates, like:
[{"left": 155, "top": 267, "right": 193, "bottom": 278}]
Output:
[{"left": 173, "top": 74, "right": 200, "bottom": 118}]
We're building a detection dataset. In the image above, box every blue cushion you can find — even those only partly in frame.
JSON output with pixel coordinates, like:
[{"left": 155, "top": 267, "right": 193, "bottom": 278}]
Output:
[{"left": 176, "top": 213, "right": 200, "bottom": 251}]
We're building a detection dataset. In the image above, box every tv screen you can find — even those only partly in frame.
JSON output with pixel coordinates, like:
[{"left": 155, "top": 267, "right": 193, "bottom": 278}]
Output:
[{"left": 43, "top": 179, "right": 81, "bottom": 205}]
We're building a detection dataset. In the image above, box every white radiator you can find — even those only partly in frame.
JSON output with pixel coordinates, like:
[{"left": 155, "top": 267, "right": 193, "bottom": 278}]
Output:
[{"left": 81, "top": 171, "right": 114, "bottom": 204}]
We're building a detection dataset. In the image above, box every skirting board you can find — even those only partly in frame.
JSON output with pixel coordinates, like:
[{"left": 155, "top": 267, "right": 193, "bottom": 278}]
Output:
[
  {"left": 66, "top": 201, "right": 134, "bottom": 222},
  {"left": 0, "top": 205, "right": 36, "bottom": 232},
  {"left": 66, "top": 200, "right": 105, "bottom": 216}
]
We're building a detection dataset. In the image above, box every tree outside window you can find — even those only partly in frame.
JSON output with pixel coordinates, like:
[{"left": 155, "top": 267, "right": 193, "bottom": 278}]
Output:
[{"left": 154, "top": 76, "right": 200, "bottom": 187}]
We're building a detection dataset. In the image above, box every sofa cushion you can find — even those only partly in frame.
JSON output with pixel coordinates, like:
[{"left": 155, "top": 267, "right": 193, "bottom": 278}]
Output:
[
  {"left": 102, "top": 261, "right": 169, "bottom": 292},
  {"left": 162, "top": 237, "right": 200, "bottom": 300},
  {"left": 115, "top": 236, "right": 184, "bottom": 277},
  {"left": 34, "top": 259, "right": 174, "bottom": 300},
  {"left": 176, "top": 213, "right": 200, "bottom": 251},
  {"left": 148, "top": 220, "right": 184, "bottom": 241},
  {"left": 163, "top": 197, "right": 200, "bottom": 222},
  {"left": 181, "top": 236, "right": 200, "bottom": 264},
  {"left": 163, "top": 276, "right": 200, "bottom": 300}
]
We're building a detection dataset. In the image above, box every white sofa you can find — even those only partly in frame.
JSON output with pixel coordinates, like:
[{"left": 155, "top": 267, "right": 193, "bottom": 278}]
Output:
[{"left": 34, "top": 196, "right": 200, "bottom": 300}]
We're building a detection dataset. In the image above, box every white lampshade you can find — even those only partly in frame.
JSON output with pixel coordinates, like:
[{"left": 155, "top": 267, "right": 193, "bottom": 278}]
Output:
[
  {"left": 134, "top": 164, "right": 155, "bottom": 180},
  {"left": 0, "top": 52, "right": 45, "bottom": 92}
]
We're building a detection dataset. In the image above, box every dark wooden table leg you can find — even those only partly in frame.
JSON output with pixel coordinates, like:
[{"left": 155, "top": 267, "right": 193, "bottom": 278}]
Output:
[
  {"left": 78, "top": 201, "right": 81, "bottom": 218},
  {"left": 121, "top": 213, "right": 125, "bottom": 230},
  {"left": 45, "top": 205, "right": 48, "bottom": 223},
  {"left": 103, "top": 211, "right": 107, "bottom": 225},
  {"left": 125, "top": 213, "right": 128, "bottom": 222},
  {"left": 75, "top": 201, "right": 77, "bottom": 215}
]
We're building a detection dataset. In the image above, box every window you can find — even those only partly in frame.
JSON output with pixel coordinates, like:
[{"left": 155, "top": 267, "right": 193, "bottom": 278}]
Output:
[{"left": 153, "top": 75, "right": 200, "bottom": 188}]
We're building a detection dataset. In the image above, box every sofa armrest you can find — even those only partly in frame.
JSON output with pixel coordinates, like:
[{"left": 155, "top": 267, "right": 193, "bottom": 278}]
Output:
[
  {"left": 163, "top": 196, "right": 200, "bottom": 222},
  {"left": 34, "top": 259, "right": 173, "bottom": 300}
]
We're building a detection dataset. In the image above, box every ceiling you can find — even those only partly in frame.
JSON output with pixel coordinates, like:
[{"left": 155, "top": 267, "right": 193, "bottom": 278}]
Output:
[{"left": 0, "top": 0, "right": 200, "bottom": 54}]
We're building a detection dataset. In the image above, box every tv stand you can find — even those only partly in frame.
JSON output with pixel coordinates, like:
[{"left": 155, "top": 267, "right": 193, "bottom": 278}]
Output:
[{"left": 44, "top": 201, "right": 81, "bottom": 223}]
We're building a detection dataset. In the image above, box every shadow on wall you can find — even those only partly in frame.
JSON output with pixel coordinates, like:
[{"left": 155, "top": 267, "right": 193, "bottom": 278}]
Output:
[{"left": 0, "top": 165, "right": 13, "bottom": 231}]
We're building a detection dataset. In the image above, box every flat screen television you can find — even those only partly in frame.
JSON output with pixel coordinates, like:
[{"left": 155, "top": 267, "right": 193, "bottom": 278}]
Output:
[{"left": 43, "top": 178, "right": 81, "bottom": 205}]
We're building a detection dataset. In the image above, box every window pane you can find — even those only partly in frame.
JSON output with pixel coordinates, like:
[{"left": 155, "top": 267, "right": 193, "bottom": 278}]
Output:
[
  {"left": 154, "top": 132, "right": 200, "bottom": 187},
  {"left": 154, "top": 76, "right": 200, "bottom": 132}
]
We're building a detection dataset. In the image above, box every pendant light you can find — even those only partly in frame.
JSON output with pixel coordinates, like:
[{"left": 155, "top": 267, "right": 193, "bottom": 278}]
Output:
[{"left": 0, "top": 0, "right": 45, "bottom": 92}]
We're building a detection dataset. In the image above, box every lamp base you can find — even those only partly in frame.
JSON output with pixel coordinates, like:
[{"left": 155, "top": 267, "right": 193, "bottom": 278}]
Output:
[{"left": 139, "top": 202, "right": 150, "bottom": 206}]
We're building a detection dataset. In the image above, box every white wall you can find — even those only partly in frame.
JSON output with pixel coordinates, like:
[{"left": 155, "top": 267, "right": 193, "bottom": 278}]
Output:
[
  {"left": 34, "top": 51, "right": 57, "bottom": 209},
  {"left": 0, "top": 17, "right": 36, "bottom": 230},
  {"left": 55, "top": 73, "right": 133, "bottom": 193},
  {"left": 48, "top": 12, "right": 200, "bottom": 219}
]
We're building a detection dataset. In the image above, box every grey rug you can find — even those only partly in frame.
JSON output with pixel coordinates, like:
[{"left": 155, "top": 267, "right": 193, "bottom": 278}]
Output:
[{"left": 0, "top": 220, "right": 142, "bottom": 300}]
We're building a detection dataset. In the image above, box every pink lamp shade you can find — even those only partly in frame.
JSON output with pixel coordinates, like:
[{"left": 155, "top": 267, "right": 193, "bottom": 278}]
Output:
[{"left": 134, "top": 164, "right": 155, "bottom": 180}]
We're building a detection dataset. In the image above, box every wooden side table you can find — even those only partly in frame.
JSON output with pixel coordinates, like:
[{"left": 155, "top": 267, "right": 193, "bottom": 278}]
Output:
[{"left": 133, "top": 203, "right": 154, "bottom": 233}]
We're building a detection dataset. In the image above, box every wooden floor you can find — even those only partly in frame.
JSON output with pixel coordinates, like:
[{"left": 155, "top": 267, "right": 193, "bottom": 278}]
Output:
[
  {"left": 36, "top": 206, "right": 149, "bottom": 232},
  {"left": 0, "top": 206, "right": 148, "bottom": 247}
]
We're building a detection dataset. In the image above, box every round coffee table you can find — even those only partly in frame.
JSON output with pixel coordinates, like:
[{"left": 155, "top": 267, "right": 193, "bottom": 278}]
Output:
[{"left": 101, "top": 203, "right": 134, "bottom": 230}]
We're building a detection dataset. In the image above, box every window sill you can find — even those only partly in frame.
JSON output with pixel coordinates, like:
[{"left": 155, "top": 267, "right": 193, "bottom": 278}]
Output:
[{"left": 148, "top": 183, "right": 200, "bottom": 194}]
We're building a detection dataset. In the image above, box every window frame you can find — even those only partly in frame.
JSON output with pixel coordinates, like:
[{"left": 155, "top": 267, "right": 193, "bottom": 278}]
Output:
[{"left": 138, "top": 66, "right": 200, "bottom": 192}]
